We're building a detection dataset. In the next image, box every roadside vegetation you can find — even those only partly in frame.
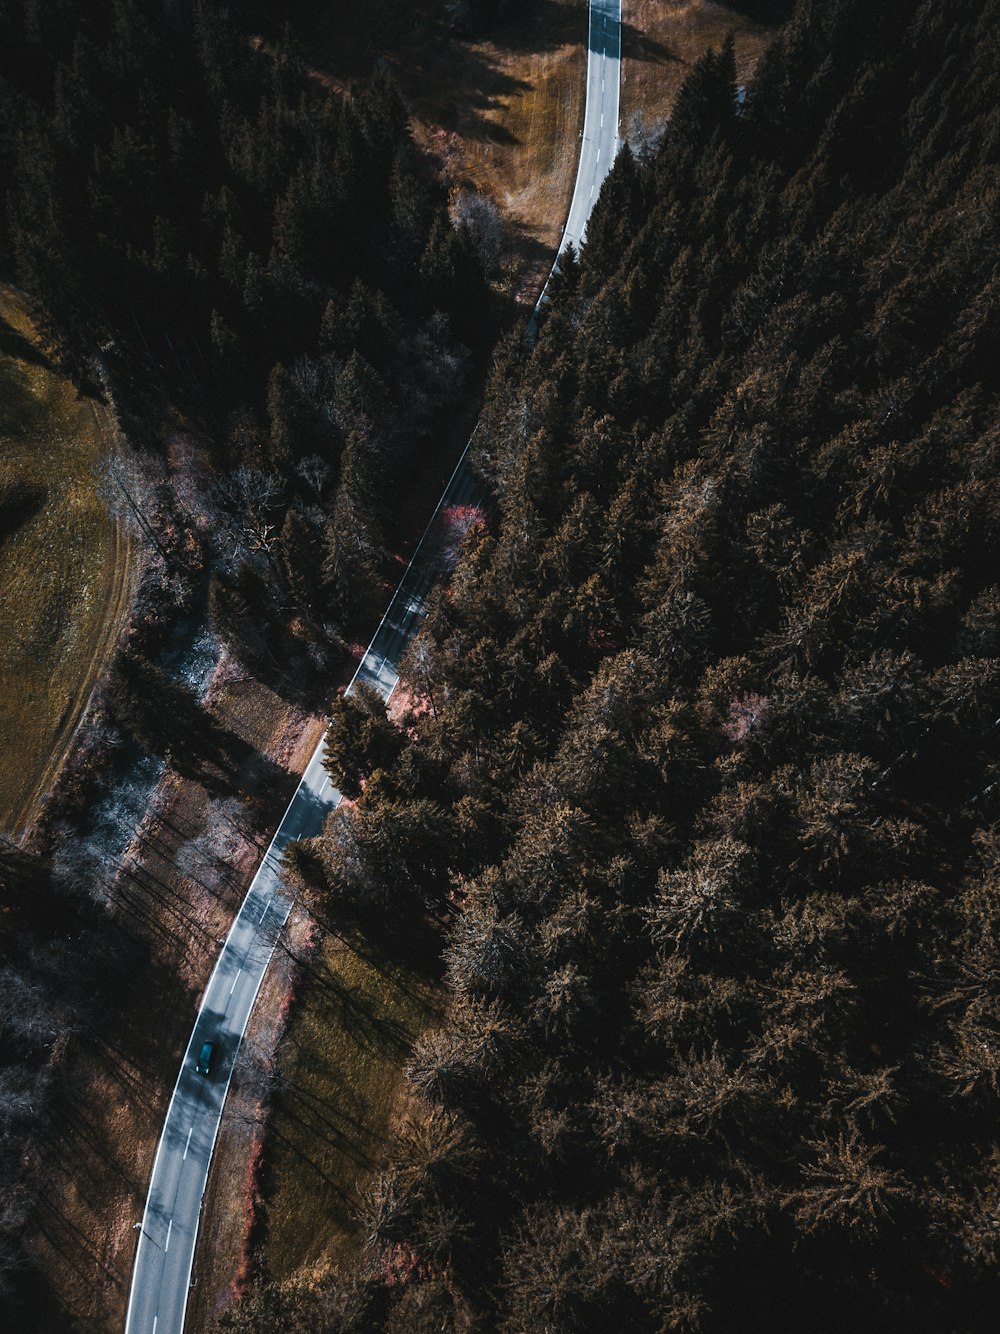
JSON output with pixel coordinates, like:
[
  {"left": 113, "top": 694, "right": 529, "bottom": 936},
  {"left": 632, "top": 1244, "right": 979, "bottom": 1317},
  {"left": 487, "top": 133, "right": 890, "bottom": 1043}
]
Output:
[
  {"left": 218, "top": 1, "right": 1000, "bottom": 1330},
  {"left": 267, "top": 0, "right": 588, "bottom": 297},
  {"left": 0, "top": 287, "right": 136, "bottom": 838},
  {"left": 620, "top": 0, "right": 785, "bottom": 150},
  {"left": 260, "top": 932, "right": 438, "bottom": 1281}
]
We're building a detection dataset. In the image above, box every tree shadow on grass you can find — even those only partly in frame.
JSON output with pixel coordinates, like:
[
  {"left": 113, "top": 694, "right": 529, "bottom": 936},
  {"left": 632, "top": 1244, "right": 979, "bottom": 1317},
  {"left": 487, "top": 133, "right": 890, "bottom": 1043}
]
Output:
[
  {"left": 422, "top": 5, "right": 678, "bottom": 144},
  {"left": 0, "top": 313, "right": 53, "bottom": 370},
  {"left": 266, "top": 1118, "right": 355, "bottom": 1204},
  {"left": 0, "top": 482, "right": 48, "bottom": 544},
  {"left": 0, "top": 353, "right": 43, "bottom": 437},
  {"left": 615, "top": 15, "right": 683, "bottom": 68},
  {"left": 280, "top": 1080, "right": 380, "bottom": 1169},
  {"left": 3, "top": 1257, "right": 75, "bottom": 1334},
  {"left": 268, "top": 0, "right": 678, "bottom": 146},
  {"left": 295, "top": 960, "right": 415, "bottom": 1055},
  {"left": 720, "top": 0, "right": 795, "bottom": 24}
]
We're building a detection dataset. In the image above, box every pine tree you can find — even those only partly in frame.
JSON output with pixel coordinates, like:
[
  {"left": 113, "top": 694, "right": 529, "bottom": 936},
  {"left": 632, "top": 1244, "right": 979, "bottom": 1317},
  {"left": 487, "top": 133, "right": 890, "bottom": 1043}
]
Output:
[{"left": 279, "top": 507, "right": 324, "bottom": 616}]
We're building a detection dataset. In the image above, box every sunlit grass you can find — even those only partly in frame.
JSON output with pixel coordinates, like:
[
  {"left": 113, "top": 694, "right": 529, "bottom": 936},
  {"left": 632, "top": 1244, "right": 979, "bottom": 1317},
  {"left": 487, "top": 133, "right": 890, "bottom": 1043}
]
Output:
[
  {"left": 262, "top": 929, "right": 438, "bottom": 1278},
  {"left": 620, "top": 0, "right": 775, "bottom": 148},
  {"left": 0, "top": 287, "right": 136, "bottom": 838}
]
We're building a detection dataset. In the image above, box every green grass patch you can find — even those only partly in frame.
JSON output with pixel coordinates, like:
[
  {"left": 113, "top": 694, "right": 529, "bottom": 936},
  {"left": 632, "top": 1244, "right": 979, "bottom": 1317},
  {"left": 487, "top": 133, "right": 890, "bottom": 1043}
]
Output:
[
  {"left": 262, "top": 931, "right": 438, "bottom": 1279},
  {"left": 0, "top": 287, "right": 137, "bottom": 839}
]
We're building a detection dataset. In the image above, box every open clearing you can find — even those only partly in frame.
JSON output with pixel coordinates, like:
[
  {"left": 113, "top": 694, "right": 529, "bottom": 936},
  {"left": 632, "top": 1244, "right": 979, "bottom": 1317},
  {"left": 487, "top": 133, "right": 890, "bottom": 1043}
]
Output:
[
  {"left": 620, "top": 1, "right": 782, "bottom": 147},
  {"left": 0, "top": 286, "right": 136, "bottom": 840},
  {"left": 260, "top": 932, "right": 437, "bottom": 1280},
  {"left": 188, "top": 921, "right": 439, "bottom": 1329}
]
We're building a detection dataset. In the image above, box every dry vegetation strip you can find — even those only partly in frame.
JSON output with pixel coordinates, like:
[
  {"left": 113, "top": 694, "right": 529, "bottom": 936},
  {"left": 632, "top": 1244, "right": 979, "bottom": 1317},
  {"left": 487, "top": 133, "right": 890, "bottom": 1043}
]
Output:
[
  {"left": 185, "top": 911, "right": 306, "bottom": 1333},
  {"left": 409, "top": 2, "right": 587, "bottom": 296},
  {"left": 259, "top": 933, "right": 437, "bottom": 1281},
  {"left": 0, "top": 286, "right": 137, "bottom": 841},
  {"left": 620, "top": 0, "right": 779, "bottom": 147}
]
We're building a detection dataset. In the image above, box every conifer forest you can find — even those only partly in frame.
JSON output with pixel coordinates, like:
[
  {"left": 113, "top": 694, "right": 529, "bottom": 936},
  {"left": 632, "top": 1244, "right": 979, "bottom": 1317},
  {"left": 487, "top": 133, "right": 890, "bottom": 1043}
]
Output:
[{"left": 2, "top": 0, "right": 1000, "bottom": 1331}]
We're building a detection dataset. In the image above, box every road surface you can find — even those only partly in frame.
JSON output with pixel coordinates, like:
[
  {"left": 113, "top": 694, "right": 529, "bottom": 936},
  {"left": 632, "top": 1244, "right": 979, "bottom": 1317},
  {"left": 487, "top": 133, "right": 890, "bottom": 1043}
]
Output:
[
  {"left": 124, "top": 5, "right": 621, "bottom": 1330},
  {"left": 562, "top": 0, "right": 622, "bottom": 255}
]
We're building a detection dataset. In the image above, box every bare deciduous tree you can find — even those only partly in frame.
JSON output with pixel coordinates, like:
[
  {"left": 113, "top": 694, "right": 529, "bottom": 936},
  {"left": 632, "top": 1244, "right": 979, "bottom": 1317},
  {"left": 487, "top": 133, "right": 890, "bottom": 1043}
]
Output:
[
  {"left": 449, "top": 187, "right": 504, "bottom": 278},
  {"left": 213, "top": 464, "right": 285, "bottom": 576},
  {"left": 98, "top": 444, "right": 172, "bottom": 564}
]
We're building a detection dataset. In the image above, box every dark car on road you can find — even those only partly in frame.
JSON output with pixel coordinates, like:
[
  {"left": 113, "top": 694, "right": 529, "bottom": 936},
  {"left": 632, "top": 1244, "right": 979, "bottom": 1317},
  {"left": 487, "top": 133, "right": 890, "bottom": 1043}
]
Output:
[{"left": 196, "top": 1041, "right": 215, "bottom": 1076}]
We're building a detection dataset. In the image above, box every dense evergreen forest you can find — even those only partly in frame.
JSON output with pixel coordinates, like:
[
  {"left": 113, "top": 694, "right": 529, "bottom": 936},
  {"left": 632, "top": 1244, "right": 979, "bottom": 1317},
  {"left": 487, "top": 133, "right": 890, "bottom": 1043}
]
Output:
[
  {"left": 224, "top": 0, "right": 1000, "bottom": 1329},
  {"left": 0, "top": 0, "right": 489, "bottom": 654}
]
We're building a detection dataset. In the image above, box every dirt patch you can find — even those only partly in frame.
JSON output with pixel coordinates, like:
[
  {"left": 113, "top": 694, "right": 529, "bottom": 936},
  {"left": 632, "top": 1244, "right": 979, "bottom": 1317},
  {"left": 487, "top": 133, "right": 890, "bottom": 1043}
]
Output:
[
  {"left": 620, "top": 0, "right": 780, "bottom": 151},
  {"left": 0, "top": 286, "right": 140, "bottom": 840}
]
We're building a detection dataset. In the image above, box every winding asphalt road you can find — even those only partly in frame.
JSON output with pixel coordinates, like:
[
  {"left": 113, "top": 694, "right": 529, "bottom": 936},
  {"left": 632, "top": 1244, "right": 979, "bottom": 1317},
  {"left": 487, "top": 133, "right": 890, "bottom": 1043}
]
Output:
[{"left": 124, "top": 5, "right": 621, "bottom": 1330}]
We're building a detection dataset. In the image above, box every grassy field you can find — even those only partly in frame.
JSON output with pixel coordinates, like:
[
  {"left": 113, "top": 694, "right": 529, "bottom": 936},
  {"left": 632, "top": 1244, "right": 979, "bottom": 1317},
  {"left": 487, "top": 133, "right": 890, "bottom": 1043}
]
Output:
[
  {"left": 187, "top": 918, "right": 438, "bottom": 1328},
  {"left": 259, "top": 932, "right": 437, "bottom": 1280},
  {"left": 0, "top": 287, "right": 136, "bottom": 840},
  {"left": 620, "top": 1, "right": 784, "bottom": 147}
]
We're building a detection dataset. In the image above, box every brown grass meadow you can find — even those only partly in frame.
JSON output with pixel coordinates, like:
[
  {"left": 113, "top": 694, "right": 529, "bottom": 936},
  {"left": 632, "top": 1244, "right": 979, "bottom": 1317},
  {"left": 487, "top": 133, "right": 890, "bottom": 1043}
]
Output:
[
  {"left": 0, "top": 286, "right": 137, "bottom": 841},
  {"left": 260, "top": 932, "right": 437, "bottom": 1281},
  {"left": 620, "top": 1, "right": 780, "bottom": 149}
]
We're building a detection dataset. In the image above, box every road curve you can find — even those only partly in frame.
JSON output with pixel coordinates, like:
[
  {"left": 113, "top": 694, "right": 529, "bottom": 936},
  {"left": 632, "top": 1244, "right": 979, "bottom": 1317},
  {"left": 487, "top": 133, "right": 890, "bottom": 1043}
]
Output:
[{"left": 124, "top": 6, "right": 621, "bottom": 1331}]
